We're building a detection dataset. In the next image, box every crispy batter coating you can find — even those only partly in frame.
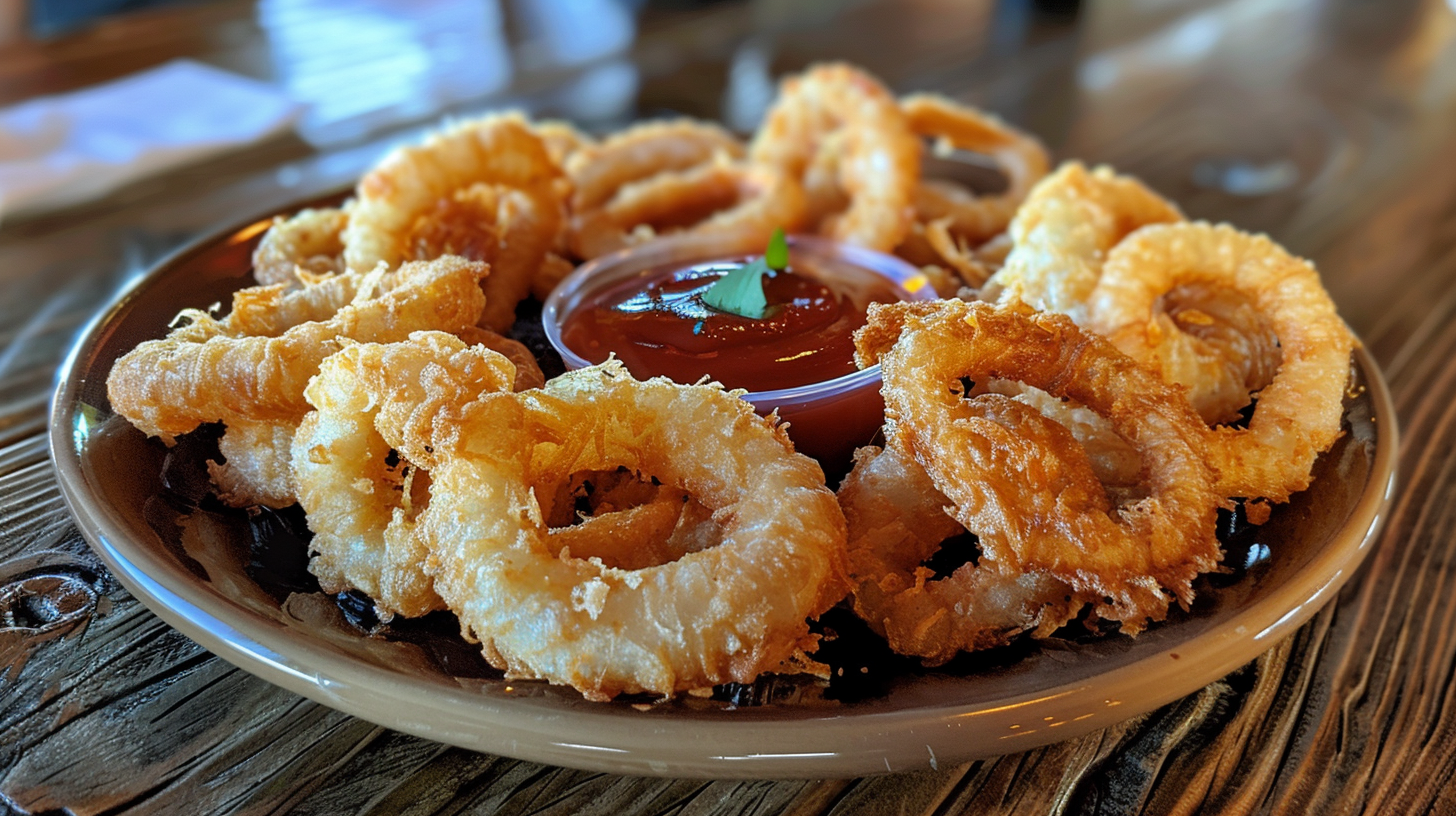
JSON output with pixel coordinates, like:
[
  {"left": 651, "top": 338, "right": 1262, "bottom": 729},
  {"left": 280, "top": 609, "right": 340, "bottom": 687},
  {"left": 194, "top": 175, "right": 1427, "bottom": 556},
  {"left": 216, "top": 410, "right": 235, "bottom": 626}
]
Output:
[
  {"left": 292, "top": 331, "right": 520, "bottom": 617},
  {"left": 561, "top": 118, "right": 776, "bottom": 260},
  {"left": 530, "top": 119, "right": 595, "bottom": 169},
  {"left": 207, "top": 419, "right": 299, "bottom": 508},
  {"left": 861, "top": 299, "right": 1224, "bottom": 627},
  {"left": 106, "top": 256, "right": 487, "bottom": 441},
  {"left": 839, "top": 439, "right": 1084, "bottom": 665},
  {"left": 548, "top": 493, "right": 721, "bottom": 572},
  {"left": 565, "top": 118, "right": 743, "bottom": 213},
  {"left": 251, "top": 206, "right": 349, "bottom": 286},
  {"left": 457, "top": 326, "right": 545, "bottom": 392},
  {"left": 902, "top": 94, "right": 1050, "bottom": 251},
  {"left": 1088, "top": 222, "right": 1355, "bottom": 501},
  {"left": 568, "top": 156, "right": 806, "bottom": 260},
  {"left": 982, "top": 162, "right": 1183, "bottom": 323},
  {"left": 975, "top": 380, "right": 1144, "bottom": 501},
  {"left": 344, "top": 114, "right": 565, "bottom": 331},
  {"left": 750, "top": 63, "right": 922, "bottom": 251},
  {"left": 395, "top": 362, "right": 848, "bottom": 700},
  {"left": 526, "top": 119, "right": 589, "bottom": 289}
]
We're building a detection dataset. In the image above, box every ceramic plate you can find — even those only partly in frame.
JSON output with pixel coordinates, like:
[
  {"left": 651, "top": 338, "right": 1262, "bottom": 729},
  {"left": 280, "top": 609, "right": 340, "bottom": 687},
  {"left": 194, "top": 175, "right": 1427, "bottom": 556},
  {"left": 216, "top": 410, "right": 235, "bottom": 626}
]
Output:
[{"left": 50, "top": 208, "right": 1396, "bottom": 779}]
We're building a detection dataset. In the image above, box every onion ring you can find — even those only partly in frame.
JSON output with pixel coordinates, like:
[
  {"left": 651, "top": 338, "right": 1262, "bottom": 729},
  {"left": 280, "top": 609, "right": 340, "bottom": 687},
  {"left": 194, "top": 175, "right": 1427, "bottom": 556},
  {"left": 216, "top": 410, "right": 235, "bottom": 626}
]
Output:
[
  {"left": 344, "top": 114, "right": 564, "bottom": 331},
  {"left": 223, "top": 270, "right": 362, "bottom": 339},
  {"left": 565, "top": 118, "right": 743, "bottom": 213},
  {"left": 839, "top": 439, "right": 1083, "bottom": 664},
  {"left": 251, "top": 206, "right": 349, "bottom": 287},
  {"left": 107, "top": 256, "right": 486, "bottom": 441},
  {"left": 1087, "top": 222, "right": 1356, "bottom": 501},
  {"left": 982, "top": 162, "right": 1183, "bottom": 324},
  {"left": 396, "top": 361, "right": 848, "bottom": 700},
  {"left": 902, "top": 94, "right": 1050, "bottom": 247},
  {"left": 861, "top": 299, "right": 1223, "bottom": 626},
  {"left": 291, "top": 331, "right": 519, "bottom": 617},
  {"left": 567, "top": 157, "right": 806, "bottom": 260},
  {"left": 749, "top": 63, "right": 921, "bottom": 251}
]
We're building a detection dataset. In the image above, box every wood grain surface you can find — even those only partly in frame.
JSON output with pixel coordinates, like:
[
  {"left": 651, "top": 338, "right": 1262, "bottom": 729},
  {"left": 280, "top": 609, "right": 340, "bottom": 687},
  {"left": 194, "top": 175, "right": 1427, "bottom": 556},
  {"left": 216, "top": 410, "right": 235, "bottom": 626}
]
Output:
[{"left": 4, "top": 0, "right": 1456, "bottom": 813}]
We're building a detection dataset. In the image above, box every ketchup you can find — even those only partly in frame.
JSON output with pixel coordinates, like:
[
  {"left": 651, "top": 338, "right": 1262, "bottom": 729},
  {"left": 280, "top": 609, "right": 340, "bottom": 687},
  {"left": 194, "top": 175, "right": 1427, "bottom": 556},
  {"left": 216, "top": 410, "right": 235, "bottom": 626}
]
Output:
[{"left": 559, "top": 257, "right": 901, "bottom": 391}]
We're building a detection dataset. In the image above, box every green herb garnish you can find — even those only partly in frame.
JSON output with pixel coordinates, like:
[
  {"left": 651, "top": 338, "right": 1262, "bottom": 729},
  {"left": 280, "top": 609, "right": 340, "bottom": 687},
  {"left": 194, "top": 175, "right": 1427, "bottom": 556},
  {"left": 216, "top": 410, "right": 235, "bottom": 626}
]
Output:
[
  {"left": 701, "top": 229, "right": 788, "bottom": 319},
  {"left": 764, "top": 226, "right": 789, "bottom": 270}
]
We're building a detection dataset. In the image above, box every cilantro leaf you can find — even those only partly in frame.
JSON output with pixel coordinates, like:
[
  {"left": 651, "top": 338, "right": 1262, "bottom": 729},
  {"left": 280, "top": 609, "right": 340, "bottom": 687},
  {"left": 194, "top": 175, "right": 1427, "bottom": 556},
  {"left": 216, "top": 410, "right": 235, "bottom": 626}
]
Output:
[
  {"left": 700, "top": 229, "right": 789, "bottom": 319},
  {"left": 702, "top": 257, "right": 769, "bottom": 318}
]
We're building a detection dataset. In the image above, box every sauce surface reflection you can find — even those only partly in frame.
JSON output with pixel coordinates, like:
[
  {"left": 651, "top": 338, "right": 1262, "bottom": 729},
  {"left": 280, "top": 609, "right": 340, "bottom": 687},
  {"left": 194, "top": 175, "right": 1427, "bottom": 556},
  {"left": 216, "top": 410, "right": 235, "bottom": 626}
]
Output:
[{"left": 560, "top": 256, "right": 902, "bottom": 392}]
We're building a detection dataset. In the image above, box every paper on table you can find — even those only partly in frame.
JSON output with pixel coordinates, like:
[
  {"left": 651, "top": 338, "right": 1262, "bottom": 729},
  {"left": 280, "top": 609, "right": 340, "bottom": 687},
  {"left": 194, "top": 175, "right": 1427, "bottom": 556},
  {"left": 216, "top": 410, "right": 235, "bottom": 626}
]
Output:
[{"left": 0, "top": 60, "right": 299, "bottom": 222}]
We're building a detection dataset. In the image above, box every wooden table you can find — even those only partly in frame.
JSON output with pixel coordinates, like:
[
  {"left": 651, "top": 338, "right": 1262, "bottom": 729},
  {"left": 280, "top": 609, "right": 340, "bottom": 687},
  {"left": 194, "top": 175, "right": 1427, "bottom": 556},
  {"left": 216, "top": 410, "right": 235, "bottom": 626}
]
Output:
[{"left": 4, "top": 0, "right": 1456, "bottom": 812}]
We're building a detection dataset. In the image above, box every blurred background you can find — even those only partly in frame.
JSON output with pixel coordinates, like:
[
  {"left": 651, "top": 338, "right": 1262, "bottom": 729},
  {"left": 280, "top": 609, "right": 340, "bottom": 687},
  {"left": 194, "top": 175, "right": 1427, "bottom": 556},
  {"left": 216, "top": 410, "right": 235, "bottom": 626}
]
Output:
[
  {"left": 0, "top": 0, "right": 1451, "bottom": 222},
  {"left": 1, "top": 0, "right": 1455, "bottom": 330},
  {"left": 5, "top": 0, "right": 1451, "bottom": 240}
]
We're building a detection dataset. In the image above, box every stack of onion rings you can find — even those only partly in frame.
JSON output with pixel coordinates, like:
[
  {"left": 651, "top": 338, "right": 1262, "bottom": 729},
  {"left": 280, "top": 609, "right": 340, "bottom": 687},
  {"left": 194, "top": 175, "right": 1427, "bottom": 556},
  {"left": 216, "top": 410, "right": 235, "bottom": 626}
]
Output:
[
  {"left": 853, "top": 299, "right": 1223, "bottom": 633},
  {"left": 838, "top": 437, "right": 1084, "bottom": 664},
  {"left": 568, "top": 156, "right": 806, "bottom": 260},
  {"left": 291, "top": 331, "right": 521, "bottom": 618},
  {"left": 108, "top": 256, "right": 487, "bottom": 508}
]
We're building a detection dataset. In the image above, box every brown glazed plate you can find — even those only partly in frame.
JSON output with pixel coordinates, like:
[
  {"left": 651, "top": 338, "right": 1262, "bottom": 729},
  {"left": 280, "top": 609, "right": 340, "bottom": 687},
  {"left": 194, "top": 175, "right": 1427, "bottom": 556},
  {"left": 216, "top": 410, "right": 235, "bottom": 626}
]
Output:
[{"left": 49, "top": 206, "right": 1397, "bottom": 779}]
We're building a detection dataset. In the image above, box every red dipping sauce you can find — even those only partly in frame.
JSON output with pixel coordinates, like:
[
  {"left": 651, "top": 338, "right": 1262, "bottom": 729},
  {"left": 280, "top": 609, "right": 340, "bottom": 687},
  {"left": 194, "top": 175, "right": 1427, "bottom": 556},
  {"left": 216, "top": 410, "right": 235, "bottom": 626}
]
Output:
[
  {"left": 559, "top": 258, "right": 901, "bottom": 392},
  {"left": 543, "top": 233, "right": 936, "bottom": 473}
]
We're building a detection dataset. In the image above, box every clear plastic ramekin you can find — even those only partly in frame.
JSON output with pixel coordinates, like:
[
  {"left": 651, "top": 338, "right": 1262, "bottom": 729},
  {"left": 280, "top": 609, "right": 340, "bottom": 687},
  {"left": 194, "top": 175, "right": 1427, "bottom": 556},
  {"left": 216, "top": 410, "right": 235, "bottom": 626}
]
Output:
[{"left": 542, "top": 232, "right": 937, "bottom": 474}]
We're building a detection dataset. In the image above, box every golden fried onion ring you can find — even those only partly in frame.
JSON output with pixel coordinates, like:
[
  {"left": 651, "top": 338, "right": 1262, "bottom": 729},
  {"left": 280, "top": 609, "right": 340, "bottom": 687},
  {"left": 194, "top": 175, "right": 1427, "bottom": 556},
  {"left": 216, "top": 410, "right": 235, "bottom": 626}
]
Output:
[
  {"left": 397, "top": 361, "right": 848, "bottom": 700},
  {"left": 860, "top": 299, "right": 1223, "bottom": 626},
  {"left": 562, "top": 118, "right": 756, "bottom": 261},
  {"left": 839, "top": 439, "right": 1083, "bottom": 665},
  {"left": 107, "top": 256, "right": 486, "bottom": 441},
  {"left": 251, "top": 206, "right": 349, "bottom": 287},
  {"left": 902, "top": 94, "right": 1050, "bottom": 248},
  {"left": 982, "top": 162, "right": 1182, "bottom": 324},
  {"left": 567, "top": 157, "right": 806, "bottom": 260},
  {"left": 565, "top": 118, "right": 743, "bottom": 213},
  {"left": 1088, "top": 222, "right": 1356, "bottom": 501},
  {"left": 344, "top": 114, "right": 564, "bottom": 331},
  {"left": 749, "top": 63, "right": 921, "bottom": 252},
  {"left": 292, "top": 331, "right": 520, "bottom": 617}
]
